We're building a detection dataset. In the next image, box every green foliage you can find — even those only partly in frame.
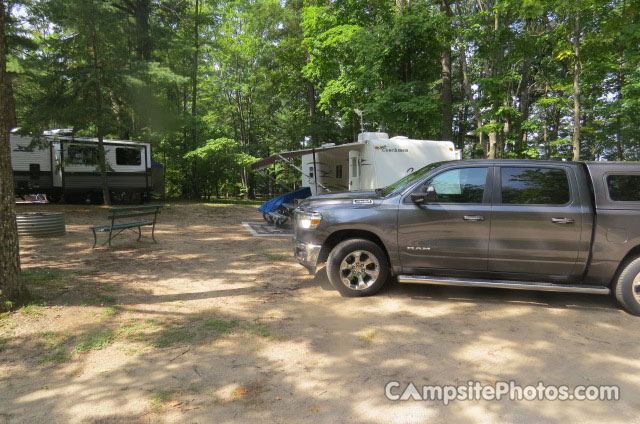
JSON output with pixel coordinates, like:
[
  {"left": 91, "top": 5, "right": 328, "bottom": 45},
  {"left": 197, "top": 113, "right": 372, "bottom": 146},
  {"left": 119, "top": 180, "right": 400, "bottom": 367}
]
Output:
[{"left": 5, "top": 0, "right": 640, "bottom": 203}]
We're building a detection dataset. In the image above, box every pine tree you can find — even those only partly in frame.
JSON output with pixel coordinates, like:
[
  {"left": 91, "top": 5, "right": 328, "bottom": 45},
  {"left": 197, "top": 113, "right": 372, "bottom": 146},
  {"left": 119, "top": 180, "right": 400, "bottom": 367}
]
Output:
[{"left": 0, "top": 0, "right": 28, "bottom": 311}]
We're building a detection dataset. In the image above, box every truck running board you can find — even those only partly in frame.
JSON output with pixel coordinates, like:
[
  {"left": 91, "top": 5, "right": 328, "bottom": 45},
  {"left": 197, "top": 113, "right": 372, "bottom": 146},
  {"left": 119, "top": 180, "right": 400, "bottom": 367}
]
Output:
[{"left": 397, "top": 275, "right": 610, "bottom": 295}]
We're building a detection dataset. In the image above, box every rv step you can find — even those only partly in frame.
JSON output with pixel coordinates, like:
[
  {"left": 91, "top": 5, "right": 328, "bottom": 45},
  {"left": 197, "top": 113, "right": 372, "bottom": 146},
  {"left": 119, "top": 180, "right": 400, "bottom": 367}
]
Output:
[{"left": 397, "top": 275, "right": 610, "bottom": 295}]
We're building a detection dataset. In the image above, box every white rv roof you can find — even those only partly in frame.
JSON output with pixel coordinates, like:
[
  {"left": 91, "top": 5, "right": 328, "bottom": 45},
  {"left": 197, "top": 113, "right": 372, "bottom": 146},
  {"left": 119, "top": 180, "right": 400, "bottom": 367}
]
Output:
[
  {"left": 251, "top": 142, "right": 364, "bottom": 170},
  {"left": 46, "top": 136, "right": 149, "bottom": 146}
]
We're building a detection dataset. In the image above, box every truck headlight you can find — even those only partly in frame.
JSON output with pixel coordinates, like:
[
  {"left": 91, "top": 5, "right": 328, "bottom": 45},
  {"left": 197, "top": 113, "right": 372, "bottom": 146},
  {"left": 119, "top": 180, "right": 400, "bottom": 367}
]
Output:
[{"left": 295, "top": 211, "right": 322, "bottom": 230}]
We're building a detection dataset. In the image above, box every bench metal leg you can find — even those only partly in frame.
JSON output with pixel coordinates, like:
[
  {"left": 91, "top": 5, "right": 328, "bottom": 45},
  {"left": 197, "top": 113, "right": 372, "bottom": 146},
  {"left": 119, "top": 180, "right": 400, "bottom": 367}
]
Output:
[
  {"left": 151, "top": 223, "right": 157, "bottom": 243},
  {"left": 108, "top": 230, "right": 113, "bottom": 248},
  {"left": 137, "top": 226, "right": 142, "bottom": 241},
  {"left": 92, "top": 229, "right": 97, "bottom": 249}
]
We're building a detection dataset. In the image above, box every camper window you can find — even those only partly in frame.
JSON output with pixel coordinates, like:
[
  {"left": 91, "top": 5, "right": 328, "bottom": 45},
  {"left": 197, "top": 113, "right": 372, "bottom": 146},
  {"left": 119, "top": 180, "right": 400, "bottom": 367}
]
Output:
[
  {"left": 68, "top": 145, "right": 98, "bottom": 165},
  {"left": 336, "top": 165, "right": 343, "bottom": 179},
  {"left": 116, "top": 147, "right": 142, "bottom": 166}
]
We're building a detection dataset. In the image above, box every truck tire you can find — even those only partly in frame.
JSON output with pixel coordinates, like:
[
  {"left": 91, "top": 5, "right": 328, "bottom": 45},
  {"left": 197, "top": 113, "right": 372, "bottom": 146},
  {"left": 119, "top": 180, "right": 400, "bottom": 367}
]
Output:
[
  {"left": 614, "top": 256, "right": 640, "bottom": 316},
  {"left": 326, "top": 239, "right": 390, "bottom": 297}
]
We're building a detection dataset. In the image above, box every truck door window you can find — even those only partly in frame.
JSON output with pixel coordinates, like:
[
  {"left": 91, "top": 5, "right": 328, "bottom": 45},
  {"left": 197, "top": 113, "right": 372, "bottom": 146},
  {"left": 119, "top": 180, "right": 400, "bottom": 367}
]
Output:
[
  {"left": 500, "top": 167, "right": 570, "bottom": 205},
  {"left": 420, "top": 167, "right": 487, "bottom": 203},
  {"left": 607, "top": 175, "right": 640, "bottom": 201}
]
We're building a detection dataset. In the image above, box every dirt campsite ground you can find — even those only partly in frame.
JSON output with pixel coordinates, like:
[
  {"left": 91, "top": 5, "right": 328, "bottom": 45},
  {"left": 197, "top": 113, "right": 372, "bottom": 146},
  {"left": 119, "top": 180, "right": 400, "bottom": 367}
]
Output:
[{"left": 1, "top": 202, "right": 639, "bottom": 424}]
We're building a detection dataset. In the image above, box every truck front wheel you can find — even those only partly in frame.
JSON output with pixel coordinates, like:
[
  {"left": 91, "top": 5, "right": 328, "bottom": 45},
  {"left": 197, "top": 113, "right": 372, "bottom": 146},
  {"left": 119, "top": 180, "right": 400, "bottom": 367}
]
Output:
[
  {"left": 326, "top": 239, "right": 390, "bottom": 297},
  {"left": 614, "top": 256, "right": 640, "bottom": 316}
]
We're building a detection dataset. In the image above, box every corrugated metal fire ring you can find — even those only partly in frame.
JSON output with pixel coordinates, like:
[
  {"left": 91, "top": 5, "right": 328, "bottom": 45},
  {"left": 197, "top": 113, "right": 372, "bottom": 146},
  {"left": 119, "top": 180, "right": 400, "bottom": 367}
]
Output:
[{"left": 16, "top": 212, "right": 66, "bottom": 237}]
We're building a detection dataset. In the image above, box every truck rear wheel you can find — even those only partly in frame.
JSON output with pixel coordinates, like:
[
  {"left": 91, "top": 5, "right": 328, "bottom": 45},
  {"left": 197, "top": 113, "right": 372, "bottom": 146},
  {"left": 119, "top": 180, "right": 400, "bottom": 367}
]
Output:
[
  {"left": 326, "top": 239, "right": 390, "bottom": 297},
  {"left": 614, "top": 256, "right": 640, "bottom": 316}
]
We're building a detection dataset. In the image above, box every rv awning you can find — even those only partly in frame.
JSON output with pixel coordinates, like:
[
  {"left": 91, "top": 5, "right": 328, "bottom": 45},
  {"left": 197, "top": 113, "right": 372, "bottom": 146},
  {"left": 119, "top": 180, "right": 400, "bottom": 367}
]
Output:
[{"left": 251, "top": 142, "right": 363, "bottom": 170}]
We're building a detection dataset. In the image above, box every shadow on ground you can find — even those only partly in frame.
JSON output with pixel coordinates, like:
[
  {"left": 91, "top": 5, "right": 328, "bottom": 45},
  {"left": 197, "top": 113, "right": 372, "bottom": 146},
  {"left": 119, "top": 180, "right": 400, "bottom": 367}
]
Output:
[{"left": 0, "top": 203, "right": 638, "bottom": 424}]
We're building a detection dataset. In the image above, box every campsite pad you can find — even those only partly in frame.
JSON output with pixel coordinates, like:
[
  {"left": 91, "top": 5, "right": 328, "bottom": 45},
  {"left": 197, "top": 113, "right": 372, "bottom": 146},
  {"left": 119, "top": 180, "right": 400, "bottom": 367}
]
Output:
[{"left": 242, "top": 221, "right": 294, "bottom": 237}]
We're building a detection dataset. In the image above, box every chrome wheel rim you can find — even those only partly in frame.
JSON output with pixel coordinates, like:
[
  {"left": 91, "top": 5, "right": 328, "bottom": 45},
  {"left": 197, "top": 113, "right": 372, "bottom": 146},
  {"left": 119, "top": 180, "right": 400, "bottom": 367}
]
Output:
[
  {"left": 339, "top": 250, "right": 380, "bottom": 291},
  {"left": 633, "top": 273, "right": 640, "bottom": 304}
]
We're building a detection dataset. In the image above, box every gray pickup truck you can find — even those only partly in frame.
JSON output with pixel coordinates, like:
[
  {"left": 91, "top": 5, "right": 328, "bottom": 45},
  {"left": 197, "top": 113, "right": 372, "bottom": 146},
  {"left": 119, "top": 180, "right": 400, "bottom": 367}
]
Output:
[{"left": 293, "top": 160, "right": 640, "bottom": 315}]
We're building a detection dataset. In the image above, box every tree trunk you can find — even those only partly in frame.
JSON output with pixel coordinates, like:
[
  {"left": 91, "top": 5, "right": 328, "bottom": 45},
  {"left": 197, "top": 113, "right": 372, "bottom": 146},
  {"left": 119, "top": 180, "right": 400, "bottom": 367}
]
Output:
[
  {"left": 91, "top": 17, "right": 111, "bottom": 205},
  {"left": 0, "top": 1, "right": 28, "bottom": 310},
  {"left": 572, "top": 10, "right": 581, "bottom": 162},
  {"left": 616, "top": 58, "right": 624, "bottom": 161},
  {"left": 191, "top": 0, "right": 199, "bottom": 122},
  {"left": 440, "top": 0, "right": 453, "bottom": 141},
  {"left": 188, "top": 0, "right": 200, "bottom": 199},
  {"left": 6, "top": 75, "right": 16, "bottom": 128},
  {"left": 488, "top": 119, "right": 498, "bottom": 159},
  {"left": 459, "top": 44, "right": 484, "bottom": 157},
  {"left": 487, "top": 8, "right": 499, "bottom": 158},
  {"left": 307, "top": 81, "right": 318, "bottom": 146},
  {"left": 135, "top": 0, "right": 151, "bottom": 61},
  {"left": 516, "top": 56, "right": 532, "bottom": 156}
]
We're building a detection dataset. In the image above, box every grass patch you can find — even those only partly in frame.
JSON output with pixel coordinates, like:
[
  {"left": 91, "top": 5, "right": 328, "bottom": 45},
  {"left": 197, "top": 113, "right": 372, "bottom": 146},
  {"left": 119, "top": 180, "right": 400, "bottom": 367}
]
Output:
[
  {"left": 149, "top": 389, "right": 177, "bottom": 412},
  {"left": 87, "top": 294, "right": 117, "bottom": 306},
  {"left": 200, "top": 318, "right": 238, "bottom": 334},
  {"left": 75, "top": 329, "right": 115, "bottom": 353},
  {"left": 357, "top": 329, "right": 378, "bottom": 343},
  {"left": 39, "top": 349, "right": 70, "bottom": 365},
  {"left": 0, "top": 337, "right": 6, "bottom": 352},
  {"left": 266, "top": 253, "right": 286, "bottom": 261},
  {"left": 39, "top": 331, "right": 65, "bottom": 348},
  {"left": 0, "top": 313, "right": 15, "bottom": 329},
  {"left": 117, "top": 318, "right": 161, "bottom": 343},
  {"left": 103, "top": 306, "right": 118, "bottom": 318},
  {"left": 151, "top": 317, "right": 238, "bottom": 348},
  {"left": 152, "top": 327, "right": 196, "bottom": 348},
  {"left": 98, "top": 285, "right": 116, "bottom": 292},
  {"left": 242, "top": 319, "right": 270, "bottom": 338},
  {"left": 21, "top": 304, "right": 45, "bottom": 317},
  {"left": 22, "top": 268, "right": 69, "bottom": 288},
  {"left": 36, "top": 332, "right": 71, "bottom": 364}
]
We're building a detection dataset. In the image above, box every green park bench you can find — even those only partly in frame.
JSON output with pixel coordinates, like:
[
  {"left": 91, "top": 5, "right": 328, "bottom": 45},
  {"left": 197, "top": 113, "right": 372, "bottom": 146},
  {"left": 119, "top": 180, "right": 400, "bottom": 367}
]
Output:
[{"left": 91, "top": 205, "right": 163, "bottom": 248}]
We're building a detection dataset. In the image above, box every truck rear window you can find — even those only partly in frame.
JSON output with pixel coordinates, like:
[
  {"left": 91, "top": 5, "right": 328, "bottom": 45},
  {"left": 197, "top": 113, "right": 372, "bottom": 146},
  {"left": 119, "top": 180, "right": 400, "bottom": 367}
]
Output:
[
  {"left": 607, "top": 175, "right": 640, "bottom": 202},
  {"left": 500, "top": 167, "right": 570, "bottom": 205}
]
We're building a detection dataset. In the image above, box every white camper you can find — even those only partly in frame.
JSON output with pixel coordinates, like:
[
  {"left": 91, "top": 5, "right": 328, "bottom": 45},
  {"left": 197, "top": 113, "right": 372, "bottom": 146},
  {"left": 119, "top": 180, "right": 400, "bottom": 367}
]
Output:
[
  {"left": 11, "top": 133, "right": 153, "bottom": 202},
  {"left": 253, "top": 132, "right": 460, "bottom": 195}
]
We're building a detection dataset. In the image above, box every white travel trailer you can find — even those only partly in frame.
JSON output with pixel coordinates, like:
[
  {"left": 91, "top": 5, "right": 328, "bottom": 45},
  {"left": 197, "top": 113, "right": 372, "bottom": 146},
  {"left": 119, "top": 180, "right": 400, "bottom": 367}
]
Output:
[
  {"left": 252, "top": 132, "right": 461, "bottom": 195},
  {"left": 11, "top": 132, "right": 153, "bottom": 202}
]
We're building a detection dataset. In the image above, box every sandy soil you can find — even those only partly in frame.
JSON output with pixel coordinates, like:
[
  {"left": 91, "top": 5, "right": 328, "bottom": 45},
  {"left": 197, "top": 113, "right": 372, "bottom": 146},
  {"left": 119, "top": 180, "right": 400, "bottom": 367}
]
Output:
[{"left": 1, "top": 203, "right": 639, "bottom": 424}]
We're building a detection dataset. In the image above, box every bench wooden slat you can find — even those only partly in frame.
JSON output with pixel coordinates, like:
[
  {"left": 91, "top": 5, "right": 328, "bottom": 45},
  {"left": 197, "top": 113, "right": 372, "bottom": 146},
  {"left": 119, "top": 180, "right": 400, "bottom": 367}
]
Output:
[
  {"left": 107, "top": 205, "right": 162, "bottom": 213},
  {"left": 107, "top": 211, "right": 159, "bottom": 220},
  {"left": 92, "top": 221, "right": 153, "bottom": 232}
]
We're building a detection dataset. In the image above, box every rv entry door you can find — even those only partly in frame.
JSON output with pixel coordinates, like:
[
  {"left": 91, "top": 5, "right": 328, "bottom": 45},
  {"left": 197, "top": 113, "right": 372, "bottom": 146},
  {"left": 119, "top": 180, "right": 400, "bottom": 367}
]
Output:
[{"left": 348, "top": 150, "right": 361, "bottom": 191}]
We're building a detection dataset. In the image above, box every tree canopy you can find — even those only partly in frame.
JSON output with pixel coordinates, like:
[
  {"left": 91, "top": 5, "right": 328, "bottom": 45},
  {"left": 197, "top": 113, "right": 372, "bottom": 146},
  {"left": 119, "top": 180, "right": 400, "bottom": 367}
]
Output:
[{"left": 6, "top": 0, "right": 640, "bottom": 199}]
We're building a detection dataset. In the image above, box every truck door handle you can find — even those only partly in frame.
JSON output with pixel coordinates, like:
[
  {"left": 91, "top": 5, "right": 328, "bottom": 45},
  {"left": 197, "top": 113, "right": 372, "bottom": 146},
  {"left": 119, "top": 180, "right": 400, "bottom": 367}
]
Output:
[
  {"left": 463, "top": 215, "right": 485, "bottom": 222},
  {"left": 551, "top": 217, "right": 575, "bottom": 224}
]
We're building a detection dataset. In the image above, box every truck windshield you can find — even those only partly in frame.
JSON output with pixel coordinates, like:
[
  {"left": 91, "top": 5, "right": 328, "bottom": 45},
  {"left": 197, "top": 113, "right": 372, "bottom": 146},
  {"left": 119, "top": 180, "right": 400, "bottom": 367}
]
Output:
[{"left": 381, "top": 162, "right": 446, "bottom": 197}]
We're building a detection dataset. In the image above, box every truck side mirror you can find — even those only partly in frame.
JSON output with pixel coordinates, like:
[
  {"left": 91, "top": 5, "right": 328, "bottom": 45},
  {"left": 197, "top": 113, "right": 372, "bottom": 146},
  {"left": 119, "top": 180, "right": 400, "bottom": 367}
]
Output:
[{"left": 411, "top": 186, "right": 437, "bottom": 205}]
